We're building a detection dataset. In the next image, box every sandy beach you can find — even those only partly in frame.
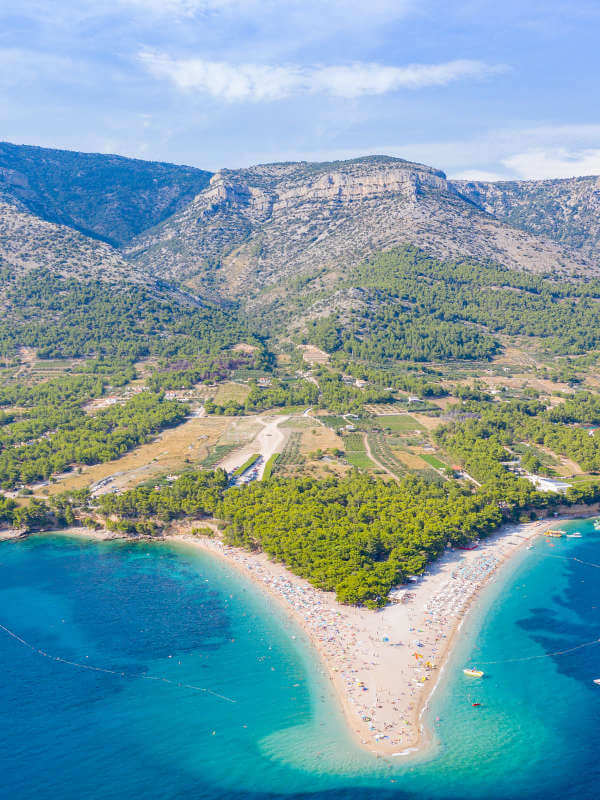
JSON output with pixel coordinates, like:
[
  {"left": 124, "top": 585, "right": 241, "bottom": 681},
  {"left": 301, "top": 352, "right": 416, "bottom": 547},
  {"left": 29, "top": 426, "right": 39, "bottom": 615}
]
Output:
[{"left": 169, "top": 517, "right": 565, "bottom": 757}]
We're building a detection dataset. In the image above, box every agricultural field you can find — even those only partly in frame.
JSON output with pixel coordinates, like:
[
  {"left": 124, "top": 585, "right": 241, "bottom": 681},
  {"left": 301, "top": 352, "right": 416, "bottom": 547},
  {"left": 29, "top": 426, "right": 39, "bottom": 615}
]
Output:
[
  {"left": 274, "top": 431, "right": 303, "bottom": 474},
  {"left": 299, "top": 421, "right": 344, "bottom": 457},
  {"left": 391, "top": 448, "right": 431, "bottom": 471},
  {"left": 342, "top": 433, "right": 378, "bottom": 471},
  {"left": 298, "top": 344, "right": 330, "bottom": 365},
  {"left": 318, "top": 414, "right": 350, "bottom": 431},
  {"left": 373, "top": 414, "right": 425, "bottom": 434},
  {"left": 420, "top": 453, "right": 448, "bottom": 470},
  {"left": 409, "top": 413, "right": 444, "bottom": 432},
  {"left": 366, "top": 432, "right": 407, "bottom": 479},
  {"left": 364, "top": 403, "right": 408, "bottom": 415},
  {"left": 42, "top": 415, "right": 230, "bottom": 496}
]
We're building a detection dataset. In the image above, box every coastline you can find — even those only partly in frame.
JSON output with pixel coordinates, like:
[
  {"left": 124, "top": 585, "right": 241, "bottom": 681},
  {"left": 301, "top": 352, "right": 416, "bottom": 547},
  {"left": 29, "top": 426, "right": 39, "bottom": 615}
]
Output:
[{"left": 32, "top": 510, "right": 591, "bottom": 759}]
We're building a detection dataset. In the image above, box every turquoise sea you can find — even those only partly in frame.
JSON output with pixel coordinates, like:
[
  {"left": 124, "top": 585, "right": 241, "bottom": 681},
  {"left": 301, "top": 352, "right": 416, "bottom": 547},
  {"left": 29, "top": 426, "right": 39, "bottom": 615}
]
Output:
[{"left": 1, "top": 520, "right": 599, "bottom": 800}]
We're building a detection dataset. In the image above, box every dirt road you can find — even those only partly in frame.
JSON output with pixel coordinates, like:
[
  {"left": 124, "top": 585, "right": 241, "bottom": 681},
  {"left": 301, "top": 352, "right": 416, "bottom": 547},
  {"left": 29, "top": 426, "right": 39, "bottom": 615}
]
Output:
[{"left": 218, "top": 415, "right": 290, "bottom": 479}]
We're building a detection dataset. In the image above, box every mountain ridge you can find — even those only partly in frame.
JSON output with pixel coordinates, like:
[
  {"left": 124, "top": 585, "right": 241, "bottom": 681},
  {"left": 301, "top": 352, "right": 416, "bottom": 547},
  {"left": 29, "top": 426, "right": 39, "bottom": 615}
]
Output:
[
  {"left": 1, "top": 142, "right": 599, "bottom": 314},
  {"left": 125, "top": 155, "right": 596, "bottom": 312},
  {"left": 0, "top": 141, "right": 212, "bottom": 247}
]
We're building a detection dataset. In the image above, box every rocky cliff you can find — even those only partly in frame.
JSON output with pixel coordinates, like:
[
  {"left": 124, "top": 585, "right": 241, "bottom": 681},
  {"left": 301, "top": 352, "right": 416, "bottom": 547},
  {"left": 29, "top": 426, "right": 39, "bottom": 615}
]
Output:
[{"left": 126, "top": 156, "right": 592, "bottom": 306}]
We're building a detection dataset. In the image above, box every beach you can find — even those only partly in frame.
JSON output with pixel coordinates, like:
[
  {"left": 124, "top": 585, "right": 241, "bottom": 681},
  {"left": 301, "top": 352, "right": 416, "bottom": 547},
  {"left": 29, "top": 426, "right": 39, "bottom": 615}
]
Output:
[{"left": 169, "top": 517, "right": 560, "bottom": 758}]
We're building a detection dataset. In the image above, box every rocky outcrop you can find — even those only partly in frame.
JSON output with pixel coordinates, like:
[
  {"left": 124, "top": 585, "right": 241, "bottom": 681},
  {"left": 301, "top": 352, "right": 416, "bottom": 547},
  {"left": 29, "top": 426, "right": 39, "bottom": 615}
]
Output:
[{"left": 126, "top": 156, "right": 592, "bottom": 305}]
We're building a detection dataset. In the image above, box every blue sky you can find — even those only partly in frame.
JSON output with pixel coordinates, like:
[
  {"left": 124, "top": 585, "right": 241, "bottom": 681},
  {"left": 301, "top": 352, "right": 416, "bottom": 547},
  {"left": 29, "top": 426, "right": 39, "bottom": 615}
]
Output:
[{"left": 1, "top": 0, "right": 599, "bottom": 178}]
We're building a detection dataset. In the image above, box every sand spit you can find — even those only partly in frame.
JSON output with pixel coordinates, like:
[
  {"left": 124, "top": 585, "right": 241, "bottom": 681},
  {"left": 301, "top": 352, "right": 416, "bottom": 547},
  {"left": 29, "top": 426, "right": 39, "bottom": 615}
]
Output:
[{"left": 170, "top": 518, "right": 556, "bottom": 757}]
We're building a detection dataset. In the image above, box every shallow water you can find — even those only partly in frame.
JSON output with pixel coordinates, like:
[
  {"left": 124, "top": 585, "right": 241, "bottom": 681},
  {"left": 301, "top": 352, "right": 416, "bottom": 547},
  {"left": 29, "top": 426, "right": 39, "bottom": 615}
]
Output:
[{"left": 0, "top": 521, "right": 599, "bottom": 799}]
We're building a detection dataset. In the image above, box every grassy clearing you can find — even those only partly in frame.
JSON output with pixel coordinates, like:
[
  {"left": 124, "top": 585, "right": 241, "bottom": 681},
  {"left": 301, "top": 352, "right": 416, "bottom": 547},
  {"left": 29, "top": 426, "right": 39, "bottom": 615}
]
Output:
[
  {"left": 43, "top": 415, "right": 230, "bottom": 495},
  {"left": 300, "top": 424, "right": 343, "bottom": 456},
  {"left": 201, "top": 443, "right": 239, "bottom": 468},
  {"left": 280, "top": 417, "right": 313, "bottom": 429},
  {"left": 420, "top": 453, "right": 447, "bottom": 470},
  {"left": 213, "top": 381, "right": 251, "bottom": 405},
  {"left": 409, "top": 413, "right": 444, "bottom": 432},
  {"left": 375, "top": 414, "right": 425, "bottom": 433}
]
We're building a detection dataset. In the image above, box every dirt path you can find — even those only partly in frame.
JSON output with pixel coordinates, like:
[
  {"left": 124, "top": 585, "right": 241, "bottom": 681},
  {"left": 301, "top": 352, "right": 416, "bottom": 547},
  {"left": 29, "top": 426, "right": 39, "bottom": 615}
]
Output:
[{"left": 363, "top": 433, "right": 400, "bottom": 481}]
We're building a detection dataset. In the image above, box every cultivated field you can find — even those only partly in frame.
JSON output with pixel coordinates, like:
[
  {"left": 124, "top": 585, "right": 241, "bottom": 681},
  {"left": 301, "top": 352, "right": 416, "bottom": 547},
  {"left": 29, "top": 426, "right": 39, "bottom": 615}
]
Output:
[{"left": 298, "top": 344, "right": 330, "bottom": 365}]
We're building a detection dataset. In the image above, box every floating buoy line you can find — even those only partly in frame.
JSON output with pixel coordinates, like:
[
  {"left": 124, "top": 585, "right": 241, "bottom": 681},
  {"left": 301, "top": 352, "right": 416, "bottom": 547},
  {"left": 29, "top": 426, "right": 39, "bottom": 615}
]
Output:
[
  {"left": 541, "top": 553, "right": 600, "bottom": 570},
  {"left": 0, "top": 622, "right": 236, "bottom": 704},
  {"left": 471, "top": 541, "right": 600, "bottom": 668},
  {"left": 477, "top": 637, "right": 600, "bottom": 666}
]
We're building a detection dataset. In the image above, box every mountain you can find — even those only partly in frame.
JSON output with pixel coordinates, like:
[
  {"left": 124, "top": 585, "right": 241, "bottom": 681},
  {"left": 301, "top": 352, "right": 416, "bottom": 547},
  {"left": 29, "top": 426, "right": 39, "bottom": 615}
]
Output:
[
  {"left": 0, "top": 141, "right": 212, "bottom": 246},
  {"left": 1, "top": 142, "right": 599, "bottom": 327},
  {"left": 125, "top": 156, "right": 593, "bottom": 311},
  {"left": 452, "top": 175, "right": 600, "bottom": 263}
]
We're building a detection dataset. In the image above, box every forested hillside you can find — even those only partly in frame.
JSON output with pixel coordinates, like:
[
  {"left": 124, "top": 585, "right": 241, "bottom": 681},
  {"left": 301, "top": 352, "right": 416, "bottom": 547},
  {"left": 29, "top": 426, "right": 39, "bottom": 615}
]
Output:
[
  {"left": 0, "top": 269, "right": 252, "bottom": 360},
  {"left": 302, "top": 246, "right": 600, "bottom": 364},
  {"left": 0, "top": 141, "right": 212, "bottom": 246}
]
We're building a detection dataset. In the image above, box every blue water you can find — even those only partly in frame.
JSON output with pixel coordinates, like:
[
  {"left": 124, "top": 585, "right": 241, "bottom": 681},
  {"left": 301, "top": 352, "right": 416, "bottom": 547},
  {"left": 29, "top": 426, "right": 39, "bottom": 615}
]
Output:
[{"left": 0, "top": 523, "right": 599, "bottom": 800}]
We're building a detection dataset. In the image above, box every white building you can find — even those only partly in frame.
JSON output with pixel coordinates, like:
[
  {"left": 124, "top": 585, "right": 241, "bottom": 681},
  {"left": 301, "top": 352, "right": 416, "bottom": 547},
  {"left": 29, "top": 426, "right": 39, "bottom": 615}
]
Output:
[{"left": 525, "top": 475, "right": 571, "bottom": 493}]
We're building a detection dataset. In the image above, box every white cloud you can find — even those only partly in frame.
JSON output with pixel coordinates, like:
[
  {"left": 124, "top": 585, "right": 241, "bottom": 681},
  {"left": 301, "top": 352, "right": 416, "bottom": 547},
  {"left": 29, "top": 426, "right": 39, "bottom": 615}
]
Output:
[
  {"left": 140, "top": 53, "right": 303, "bottom": 100},
  {"left": 502, "top": 148, "right": 600, "bottom": 179},
  {"left": 140, "top": 52, "right": 505, "bottom": 101},
  {"left": 312, "top": 60, "right": 504, "bottom": 98}
]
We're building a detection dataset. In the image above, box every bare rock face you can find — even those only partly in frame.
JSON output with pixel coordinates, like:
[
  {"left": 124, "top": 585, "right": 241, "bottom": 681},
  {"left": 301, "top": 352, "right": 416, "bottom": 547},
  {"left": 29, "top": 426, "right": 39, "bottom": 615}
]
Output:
[{"left": 126, "top": 156, "right": 591, "bottom": 306}]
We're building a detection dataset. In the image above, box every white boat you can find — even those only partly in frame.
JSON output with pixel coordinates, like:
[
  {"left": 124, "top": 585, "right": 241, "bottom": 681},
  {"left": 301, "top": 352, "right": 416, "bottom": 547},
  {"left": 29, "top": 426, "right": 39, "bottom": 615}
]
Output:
[
  {"left": 567, "top": 532, "right": 582, "bottom": 538},
  {"left": 463, "top": 668, "right": 484, "bottom": 678},
  {"left": 594, "top": 679, "right": 600, "bottom": 686}
]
